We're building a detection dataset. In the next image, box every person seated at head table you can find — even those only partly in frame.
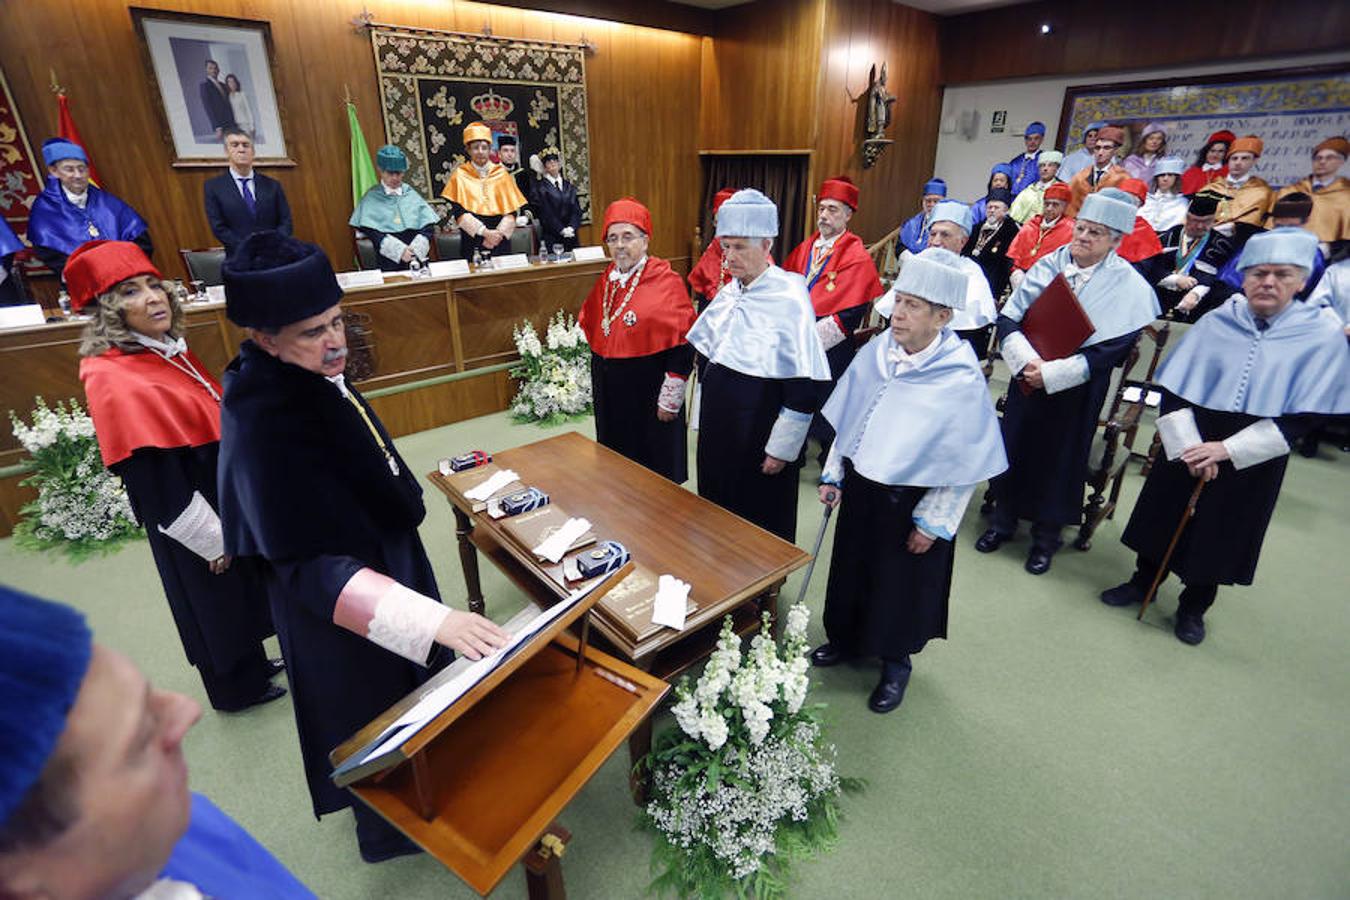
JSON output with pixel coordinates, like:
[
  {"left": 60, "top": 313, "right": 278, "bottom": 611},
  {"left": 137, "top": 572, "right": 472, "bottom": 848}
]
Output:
[
  {"left": 350, "top": 144, "right": 438, "bottom": 272},
  {"left": 0, "top": 218, "right": 30, "bottom": 307},
  {"left": 0, "top": 583, "right": 316, "bottom": 898}
]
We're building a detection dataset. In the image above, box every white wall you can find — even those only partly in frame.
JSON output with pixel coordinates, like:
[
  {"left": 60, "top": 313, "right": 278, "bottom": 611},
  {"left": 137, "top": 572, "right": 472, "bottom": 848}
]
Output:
[{"left": 932, "top": 51, "right": 1350, "bottom": 202}]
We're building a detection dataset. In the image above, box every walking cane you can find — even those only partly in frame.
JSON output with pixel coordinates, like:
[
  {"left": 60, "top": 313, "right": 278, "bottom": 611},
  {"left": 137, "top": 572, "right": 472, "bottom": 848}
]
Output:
[
  {"left": 795, "top": 503, "right": 835, "bottom": 606},
  {"left": 1138, "top": 479, "right": 1205, "bottom": 621}
]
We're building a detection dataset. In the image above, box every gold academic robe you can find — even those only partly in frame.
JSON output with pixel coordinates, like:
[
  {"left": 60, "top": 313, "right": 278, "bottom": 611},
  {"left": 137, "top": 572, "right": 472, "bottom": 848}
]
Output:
[
  {"left": 1278, "top": 177, "right": 1350, "bottom": 242},
  {"left": 1210, "top": 177, "right": 1275, "bottom": 229},
  {"left": 439, "top": 161, "right": 528, "bottom": 216}
]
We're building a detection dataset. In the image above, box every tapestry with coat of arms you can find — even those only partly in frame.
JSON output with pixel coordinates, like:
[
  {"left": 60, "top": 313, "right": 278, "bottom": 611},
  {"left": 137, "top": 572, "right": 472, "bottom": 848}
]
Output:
[
  {"left": 369, "top": 27, "right": 592, "bottom": 224},
  {"left": 0, "top": 63, "right": 44, "bottom": 270}
]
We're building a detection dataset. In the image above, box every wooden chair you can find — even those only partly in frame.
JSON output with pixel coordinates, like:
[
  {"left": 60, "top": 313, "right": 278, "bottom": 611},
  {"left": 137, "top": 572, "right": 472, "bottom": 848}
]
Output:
[
  {"left": 1073, "top": 332, "right": 1147, "bottom": 550},
  {"left": 852, "top": 224, "right": 903, "bottom": 346},
  {"left": 178, "top": 247, "right": 226, "bottom": 286}
]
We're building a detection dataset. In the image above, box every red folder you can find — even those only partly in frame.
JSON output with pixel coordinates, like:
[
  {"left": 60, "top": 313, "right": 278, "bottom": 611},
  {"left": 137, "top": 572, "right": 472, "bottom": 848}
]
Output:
[{"left": 1017, "top": 273, "right": 1094, "bottom": 394}]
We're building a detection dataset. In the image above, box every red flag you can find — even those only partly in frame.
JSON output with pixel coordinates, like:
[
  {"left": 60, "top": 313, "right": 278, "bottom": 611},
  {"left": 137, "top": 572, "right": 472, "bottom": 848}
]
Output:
[{"left": 55, "top": 92, "right": 101, "bottom": 187}]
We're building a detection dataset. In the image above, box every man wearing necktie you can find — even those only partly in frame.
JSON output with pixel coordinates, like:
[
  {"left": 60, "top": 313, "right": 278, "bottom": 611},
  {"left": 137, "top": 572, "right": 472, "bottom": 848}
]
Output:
[
  {"left": 1067, "top": 126, "right": 1128, "bottom": 217},
  {"left": 204, "top": 128, "right": 293, "bottom": 257},
  {"left": 216, "top": 232, "right": 508, "bottom": 863}
]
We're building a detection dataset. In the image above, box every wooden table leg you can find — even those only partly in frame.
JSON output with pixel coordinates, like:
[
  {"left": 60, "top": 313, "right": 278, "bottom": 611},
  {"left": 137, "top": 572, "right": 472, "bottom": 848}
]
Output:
[
  {"left": 452, "top": 506, "right": 485, "bottom": 615},
  {"left": 627, "top": 656, "right": 656, "bottom": 806},
  {"left": 523, "top": 823, "right": 571, "bottom": 900}
]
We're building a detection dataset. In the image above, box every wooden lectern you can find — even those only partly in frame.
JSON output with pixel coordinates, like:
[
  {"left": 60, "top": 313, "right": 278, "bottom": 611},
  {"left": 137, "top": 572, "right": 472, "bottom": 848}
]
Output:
[{"left": 328, "top": 564, "right": 668, "bottom": 897}]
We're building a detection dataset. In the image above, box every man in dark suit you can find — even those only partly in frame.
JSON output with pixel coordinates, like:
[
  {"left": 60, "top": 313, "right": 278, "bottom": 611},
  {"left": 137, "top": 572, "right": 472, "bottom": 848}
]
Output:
[
  {"left": 533, "top": 146, "right": 581, "bottom": 253},
  {"left": 198, "top": 59, "right": 235, "bottom": 141},
  {"left": 204, "top": 128, "right": 293, "bottom": 257}
]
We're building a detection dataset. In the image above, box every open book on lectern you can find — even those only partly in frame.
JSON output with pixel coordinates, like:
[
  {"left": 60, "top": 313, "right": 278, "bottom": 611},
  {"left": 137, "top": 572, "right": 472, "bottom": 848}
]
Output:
[{"left": 330, "top": 571, "right": 622, "bottom": 787}]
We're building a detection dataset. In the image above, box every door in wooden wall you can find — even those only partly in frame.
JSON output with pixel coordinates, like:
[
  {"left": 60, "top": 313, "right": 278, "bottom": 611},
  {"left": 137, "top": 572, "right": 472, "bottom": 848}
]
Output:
[{"left": 699, "top": 153, "right": 811, "bottom": 261}]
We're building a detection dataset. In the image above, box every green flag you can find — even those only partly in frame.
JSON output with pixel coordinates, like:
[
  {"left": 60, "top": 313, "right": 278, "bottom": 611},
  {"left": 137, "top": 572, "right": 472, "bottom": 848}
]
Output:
[{"left": 347, "top": 101, "right": 377, "bottom": 207}]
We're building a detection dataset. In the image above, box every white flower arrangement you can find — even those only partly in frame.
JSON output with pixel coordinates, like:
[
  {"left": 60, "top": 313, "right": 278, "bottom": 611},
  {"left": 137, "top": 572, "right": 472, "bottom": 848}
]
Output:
[
  {"left": 640, "top": 604, "right": 862, "bottom": 898},
  {"left": 508, "top": 311, "right": 592, "bottom": 424},
  {"left": 9, "top": 397, "right": 141, "bottom": 561}
]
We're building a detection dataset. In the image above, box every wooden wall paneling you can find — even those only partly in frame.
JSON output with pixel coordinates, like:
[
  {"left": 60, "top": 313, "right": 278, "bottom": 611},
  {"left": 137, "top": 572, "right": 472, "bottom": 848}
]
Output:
[
  {"left": 940, "top": 0, "right": 1350, "bottom": 85},
  {"left": 808, "top": 0, "right": 942, "bottom": 245},
  {"left": 452, "top": 262, "right": 605, "bottom": 367},
  {"left": 367, "top": 367, "right": 516, "bottom": 441},
  {"left": 0, "top": 0, "right": 704, "bottom": 289}
]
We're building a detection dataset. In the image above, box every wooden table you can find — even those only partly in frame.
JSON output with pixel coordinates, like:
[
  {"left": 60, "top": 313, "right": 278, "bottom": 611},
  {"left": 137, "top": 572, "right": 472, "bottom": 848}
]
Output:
[{"left": 427, "top": 431, "right": 811, "bottom": 795}]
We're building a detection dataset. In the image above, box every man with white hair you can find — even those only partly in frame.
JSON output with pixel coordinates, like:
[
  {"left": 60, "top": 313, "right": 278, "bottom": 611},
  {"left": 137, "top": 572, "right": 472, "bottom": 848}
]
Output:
[
  {"left": 811, "top": 247, "right": 1007, "bottom": 714},
  {"left": 877, "top": 200, "right": 999, "bottom": 360},
  {"left": 1103, "top": 228, "right": 1350, "bottom": 645},
  {"left": 687, "top": 189, "right": 831, "bottom": 542},
  {"left": 976, "top": 192, "right": 1159, "bottom": 575},
  {"left": 1009, "top": 150, "right": 1064, "bottom": 224}
]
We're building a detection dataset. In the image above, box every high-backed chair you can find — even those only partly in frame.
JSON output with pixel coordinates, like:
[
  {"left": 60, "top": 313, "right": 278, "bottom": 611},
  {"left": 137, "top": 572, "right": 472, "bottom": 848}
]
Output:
[
  {"left": 354, "top": 236, "right": 380, "bottom": 271},
  {"left": 179, "top": 247, "right": 226, "bottom": 286},
  {"left": 434, "top": 231, "right": 461, "bottom": 262}
]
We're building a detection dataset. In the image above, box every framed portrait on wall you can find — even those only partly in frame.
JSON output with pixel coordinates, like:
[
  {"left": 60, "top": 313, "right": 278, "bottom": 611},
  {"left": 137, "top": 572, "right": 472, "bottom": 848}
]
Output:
[
  {"left": 1056, "top": 64, "right": 1349, "bottom": 189},
  {"left": 130, "top": 8, "right": 294, "bottom": 167}
]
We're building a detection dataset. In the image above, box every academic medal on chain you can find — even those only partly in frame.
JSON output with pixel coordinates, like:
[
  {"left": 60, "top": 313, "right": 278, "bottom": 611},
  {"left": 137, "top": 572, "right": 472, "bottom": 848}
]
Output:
[{"left": 622, "top": 309, "right": 638, "bottom": 327}]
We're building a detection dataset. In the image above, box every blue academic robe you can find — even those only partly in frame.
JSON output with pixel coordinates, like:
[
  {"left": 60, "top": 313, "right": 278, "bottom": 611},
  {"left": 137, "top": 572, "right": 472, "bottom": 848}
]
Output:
[
  {"left": 27, "top": 177, "right": 148, "bottom": 258},
  {"left": 159, "top": 793, "right": 315, "bottom": 898},
  {"left": 900, "top": 211, "right": 930, "bottom": 254},
  {"left": 0, "top": 218, "right": 24, "bottom": 306},
  {"left": 1008, "top": 150, "right": 1042, "bottom": 195}
]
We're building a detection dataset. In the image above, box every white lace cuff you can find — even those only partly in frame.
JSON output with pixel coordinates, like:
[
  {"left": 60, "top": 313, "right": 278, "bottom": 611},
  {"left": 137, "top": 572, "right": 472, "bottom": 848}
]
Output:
[
  {"left": 1157, "top": 408, "right": 1203, "bottom": 460},
  {"left": 912, "top": 484, "right": 977, "bottom": 541},
  {"left": 1158, "top": 272, "right": 1183, "bottom": 290},
  {"left": 457, "top": 213, "right": 485, "bottom": 237},
  {"left": 657, "top": 374, "right": 687, "bottom": 413},
  {"left": 1223, "top": 419, "right": 1289, "bottom": 470},
  {"left": 815, "top": 315, "right": 847, "bottom": 350},
  {"left": 764, "top": 408, "right": 812, "bottom": 461},
  {"left": 377, "top": 588, "right": 451, "bottom": 666},
  {"left": 561, "top": 226, "right": 575, "bottom": 238},
  {"left": 820, "top": 440, "right": 845, "bottom": 485},
  {"left": 409, "top": 233, "right": 430, "bottom": 260},
  {"left": 1191, "top": 283, "right": 1211, "bottom": 297},
  {"left": 1040, "top": 354, "right": 1090, "bottom": 394},
  {"left": 378, "top": 234, "right": 408, "bottom": 264},
  {"left": 1000, "top": 330, "right": 1038, "bottom": 375},
  {"left": 157, "top": 491, "right": 224, "bottom": 562}
]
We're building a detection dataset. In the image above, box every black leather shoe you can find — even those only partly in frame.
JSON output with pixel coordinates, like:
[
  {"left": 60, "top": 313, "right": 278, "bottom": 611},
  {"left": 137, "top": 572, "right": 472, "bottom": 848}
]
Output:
[
  {"left": 1100, "top": 581, "right": 1146, "bottom": 607},
  {"left": 810, "top": 643, "right": 847, "bottom": 668},
  {"left": 975, "top": 529, "right": 1008, "bottom": 553},
  {"left": 1025, "top": 549, "right": 1053, "bottom": 575},
  {"left": 1174, "top": 612, "right": 1206, "bottom": 645},
  {"left": 359, "top": 831, "right": 424, "bottom": 864},
  {"left": 267, "top": 657, "right": 286, "bottom": 678},
  {"left": 218, "top": 683, "right": 287, "bottom": 713},
  {"left": 868, "top": 674, "right": 910, "bottom": 714}
]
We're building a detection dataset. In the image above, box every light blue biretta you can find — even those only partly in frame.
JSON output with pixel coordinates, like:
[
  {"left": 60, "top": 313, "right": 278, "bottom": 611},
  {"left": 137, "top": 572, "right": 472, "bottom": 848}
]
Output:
[
  {"left": 1099, "top": 186, "right": 1140, "bottom": 208},
  {"left": 715, "top": 188, "right": 778, "bottom": 238},
  {"left": 0, "top": 584, "right": 94, "bottom": 828},
  {"left": 375, "top": 144, "right": 408, "bottom": 172},
  {"left": 1079, "top": 191, "right": 1137, "bottom": 234},
  {"left": 42, "top": 138, "right": 87, "bottom": 166},
  {"left": 1236, "top": 227, "right": 1320, "bottom": 273},
  {"left": 923, "top": 178, "right": 947, "bottom": 197},
  {"left": 893, "top": 247, "right": 967, "bottom": 310},
  {"left": 1153, "top": 156, "right": 1186, "bottom": 178},
  {"left": 1084, "top": 120, "right": 1108, "bottom": 139},
  {"left": 930, "top": 200, "right": 974, "bottom": 235}
]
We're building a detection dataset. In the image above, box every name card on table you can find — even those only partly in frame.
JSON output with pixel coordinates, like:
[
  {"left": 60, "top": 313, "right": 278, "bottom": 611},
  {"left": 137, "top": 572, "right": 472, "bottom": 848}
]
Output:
[
  {"left": 493, "top": 253, "right": 530, "bottom": 270},
  {"left": 0, "top": 304, "right": 46, "bottom": 330},
  {"left": 335, "top": 270, "right": 385, "bottom": 289},
  {"left": 206, "top": 285, "right": 226, "bottom": 304},
  {"left": 428, "top": 259, "right": 470, "bottom": 278},
  {"left": 571, "top": 245, "right": 606, "bottom": 262}
]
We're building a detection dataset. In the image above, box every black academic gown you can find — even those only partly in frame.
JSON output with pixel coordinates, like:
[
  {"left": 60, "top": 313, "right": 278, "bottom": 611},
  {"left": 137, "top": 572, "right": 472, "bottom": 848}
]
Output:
[
  {"left": 591, "top": 344, "right": 694, "bottom": 483},
  {"left": 696, "top": 362, "right": 823, "bottom": 543},
  {"left": 355, "top": 226, "right": 435, "bottom": 272},
  {"left": 0, "top": 254, "right": 25, "bottom": 306},
  {"left": 533, "top": 177, "right": 582, "bottom": 252},
  {"left": 1121, "top": 391, "right": 1316, "bottom": 586},
  {"left": 990, "top": 319, "right": 1139, "bottom": 530},
  {"left": 823, "top": 461, "right": 953, "bottom": 659},
  {"left": 219, "top": 342, "right": 444, "bottom": 818},
  {"left": 1136, "top": 226, "right": 1236, "bottom": 317},
  {"left": 963, "top": 217, "right": 1021, "bottom": 301},
  {"left": 113, "top": 444, "right": 274, "bottom": 710}
]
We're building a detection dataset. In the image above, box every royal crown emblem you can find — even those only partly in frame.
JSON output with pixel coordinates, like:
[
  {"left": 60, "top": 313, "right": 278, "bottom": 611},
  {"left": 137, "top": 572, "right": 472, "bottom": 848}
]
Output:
[{"left": 470, "top": 90, "right": 515, "bottom": 122}]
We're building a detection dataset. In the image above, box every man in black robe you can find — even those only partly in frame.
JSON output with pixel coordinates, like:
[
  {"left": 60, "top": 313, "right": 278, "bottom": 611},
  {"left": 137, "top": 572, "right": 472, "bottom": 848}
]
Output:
[
  {"left": 1136, "top": 192, "right": 1236, "bottom": 317},
  {"left": 1102, "top": 228, "right": 1350, "bottom": 645},
  {"left": 217, "top": 231, "right": 507, "bottom": 863},
  {"left": 533, "top": 146, "right": 582, "bottom": 254},
  {"left": 686, "top": 189, "right": 831, "bottom": 543},
  {"left": 976, "top": 190, "right": 1159, "bottom": 575}
]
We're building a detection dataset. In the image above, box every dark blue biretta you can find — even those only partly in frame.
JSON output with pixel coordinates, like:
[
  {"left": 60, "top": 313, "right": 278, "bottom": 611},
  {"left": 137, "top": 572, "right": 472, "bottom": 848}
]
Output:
[
  {"left": 0, "top": 585, "right": 93, "bottom": 828},
  {"left": 222, "top": 231, "right": 343, "bottom": 330}
]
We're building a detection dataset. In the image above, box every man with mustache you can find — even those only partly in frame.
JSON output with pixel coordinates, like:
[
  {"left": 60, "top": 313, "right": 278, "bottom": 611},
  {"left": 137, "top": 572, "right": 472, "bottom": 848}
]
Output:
[{"left": 216, "top": 231, "right": 507, "bottom": 864}]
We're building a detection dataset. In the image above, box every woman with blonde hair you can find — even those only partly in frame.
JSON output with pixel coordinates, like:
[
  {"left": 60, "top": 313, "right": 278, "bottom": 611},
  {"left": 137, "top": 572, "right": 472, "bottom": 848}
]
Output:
[{"left": 72, "top": 239, "right": 282, "bottom": 712}]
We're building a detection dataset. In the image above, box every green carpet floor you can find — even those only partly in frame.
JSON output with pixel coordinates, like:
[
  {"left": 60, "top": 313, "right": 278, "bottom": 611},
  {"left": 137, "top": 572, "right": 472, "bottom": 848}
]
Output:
[{"left": 3, "top": 397, "right": 1348, "bottom": 899}]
